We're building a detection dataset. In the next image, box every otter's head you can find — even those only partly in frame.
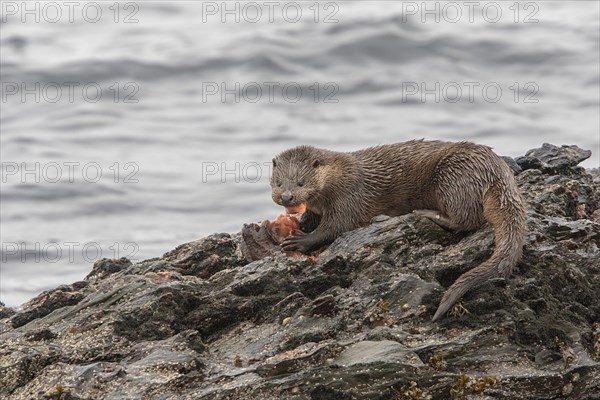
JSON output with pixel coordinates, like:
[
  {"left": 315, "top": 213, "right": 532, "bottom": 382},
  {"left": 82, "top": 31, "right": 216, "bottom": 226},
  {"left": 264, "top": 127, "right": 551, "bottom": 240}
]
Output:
[{"left": 271, "top": 146, "right": 325, "bottom": 210}]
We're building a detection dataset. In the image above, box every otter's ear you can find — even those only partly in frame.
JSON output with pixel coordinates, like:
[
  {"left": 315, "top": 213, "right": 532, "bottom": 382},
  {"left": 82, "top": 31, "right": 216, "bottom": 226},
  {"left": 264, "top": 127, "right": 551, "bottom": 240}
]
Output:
[
  {"left": 312, "top": 159, "right": 323, "bottom": 168},
  {"left": 272, "top": 158, "right": 277, "bottom": 168}
]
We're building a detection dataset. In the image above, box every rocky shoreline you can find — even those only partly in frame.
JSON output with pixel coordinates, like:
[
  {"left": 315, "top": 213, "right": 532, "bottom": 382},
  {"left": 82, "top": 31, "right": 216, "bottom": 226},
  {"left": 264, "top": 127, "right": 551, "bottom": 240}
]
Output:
[{"left": 1, "top": 143, "right": 599, "bottom": 400}]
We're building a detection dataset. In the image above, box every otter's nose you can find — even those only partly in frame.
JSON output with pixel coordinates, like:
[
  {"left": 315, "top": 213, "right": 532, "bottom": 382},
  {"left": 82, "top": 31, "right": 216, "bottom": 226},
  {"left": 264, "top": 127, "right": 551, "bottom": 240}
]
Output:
[{"left": 280, "top": 191, "right": 294, "bottom": 203}]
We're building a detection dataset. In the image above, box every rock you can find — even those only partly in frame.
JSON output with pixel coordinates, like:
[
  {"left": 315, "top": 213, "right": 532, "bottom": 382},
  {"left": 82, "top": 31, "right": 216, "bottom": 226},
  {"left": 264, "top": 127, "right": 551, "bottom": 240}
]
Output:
[
  {"left": 10, "top": 283, "right": 87, "bottom": 328},
  {"left": 515, "top": 154, "right": 544, "bottom": 171},
  {"left": 1, "top": 143, "right": 599, "bottom": 400},
  {"left": 501, "top": 155, "right": 522, "bottom": 174},
  {"left": 332, "top": 340, "right": 424, "bottom": 368},
  {"left": 0, "top": 301, "right": 16, "bottom": 319},
  {"left": 516, "top": 143, "right": 592, "bottom": 173},
  {"left": 240, "top": 214, "right": 306, "bottom": 262},
  {"left": 240, "top": 221, "right": 282, "bottom": 261},
  {"left": 86, "top": 257, "right": 131, "bottom": 280}
]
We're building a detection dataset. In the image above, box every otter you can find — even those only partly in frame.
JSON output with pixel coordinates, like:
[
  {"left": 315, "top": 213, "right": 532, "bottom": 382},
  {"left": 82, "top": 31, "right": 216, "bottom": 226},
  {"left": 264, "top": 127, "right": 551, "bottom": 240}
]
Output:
[{"left": 270, "top": 140, "right": 526, "bottom": 321}]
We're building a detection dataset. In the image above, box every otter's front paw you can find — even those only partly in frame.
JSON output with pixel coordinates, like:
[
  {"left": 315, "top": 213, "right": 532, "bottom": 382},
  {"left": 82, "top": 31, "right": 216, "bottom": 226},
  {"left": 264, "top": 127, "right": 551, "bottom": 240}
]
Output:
[
  {"left": 299, "top": 210, "right": 321, "bottom": 233},
  {"left": 281, "top": 233, "right": 315, "bottom": 253}
]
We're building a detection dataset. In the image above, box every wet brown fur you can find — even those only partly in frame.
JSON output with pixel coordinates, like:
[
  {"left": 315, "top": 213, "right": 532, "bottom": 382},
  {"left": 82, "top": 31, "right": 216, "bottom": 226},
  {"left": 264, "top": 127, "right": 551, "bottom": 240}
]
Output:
[{"left": 271, "top": 140, "right": 526, "bottom": 321}]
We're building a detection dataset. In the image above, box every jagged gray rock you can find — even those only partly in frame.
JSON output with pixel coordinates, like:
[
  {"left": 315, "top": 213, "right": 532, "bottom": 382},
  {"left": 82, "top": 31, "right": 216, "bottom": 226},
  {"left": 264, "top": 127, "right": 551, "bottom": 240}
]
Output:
[{"left": 1, "top": 144, "right": 599, "bottom": 400}]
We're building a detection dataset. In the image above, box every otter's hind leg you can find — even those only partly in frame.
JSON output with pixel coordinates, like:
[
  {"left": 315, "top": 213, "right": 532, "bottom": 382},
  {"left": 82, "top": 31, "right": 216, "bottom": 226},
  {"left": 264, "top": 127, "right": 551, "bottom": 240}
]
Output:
[{"left": 413, "top": 209, "right": 469, "bottom": 232}]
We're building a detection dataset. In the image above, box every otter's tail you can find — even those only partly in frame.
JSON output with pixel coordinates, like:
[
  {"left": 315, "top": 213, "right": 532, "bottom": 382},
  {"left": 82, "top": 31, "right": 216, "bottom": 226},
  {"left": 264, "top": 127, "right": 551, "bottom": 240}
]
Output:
[{"left": 432, "top": 183, "right": 526, "bottom": 321}]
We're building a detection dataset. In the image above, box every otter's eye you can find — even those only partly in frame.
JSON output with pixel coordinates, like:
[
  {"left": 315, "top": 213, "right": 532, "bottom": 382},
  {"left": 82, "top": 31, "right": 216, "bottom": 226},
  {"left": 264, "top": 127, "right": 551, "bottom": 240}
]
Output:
[
  {"left": 297, "top": 181, "right": 304, "bottom": 187},
  {"left": 276, "top": 181, "right": 282, "bottom": 187}
]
